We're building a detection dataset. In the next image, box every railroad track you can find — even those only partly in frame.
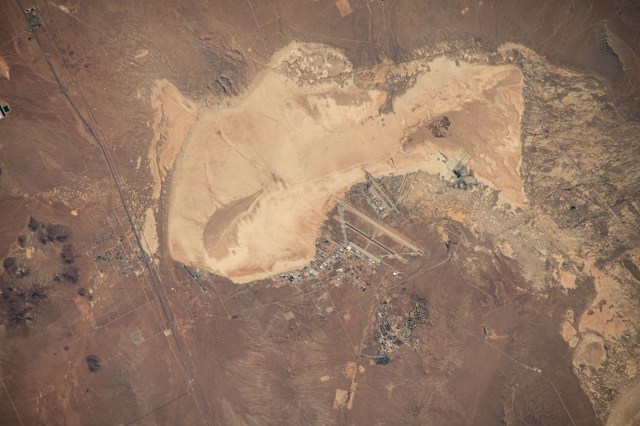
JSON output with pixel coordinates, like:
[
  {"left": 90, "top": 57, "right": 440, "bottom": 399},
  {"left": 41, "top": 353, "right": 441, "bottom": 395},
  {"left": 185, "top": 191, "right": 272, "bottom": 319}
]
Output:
[{"left": 14, "top": 3, "right": 211, "bottom": 423}]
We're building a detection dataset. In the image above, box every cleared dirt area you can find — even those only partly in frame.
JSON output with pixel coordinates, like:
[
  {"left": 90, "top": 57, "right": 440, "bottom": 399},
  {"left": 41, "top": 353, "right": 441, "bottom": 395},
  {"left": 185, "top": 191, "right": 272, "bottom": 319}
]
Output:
[{"left": 169, "top": 42, "right": 524, "bottom": 283}]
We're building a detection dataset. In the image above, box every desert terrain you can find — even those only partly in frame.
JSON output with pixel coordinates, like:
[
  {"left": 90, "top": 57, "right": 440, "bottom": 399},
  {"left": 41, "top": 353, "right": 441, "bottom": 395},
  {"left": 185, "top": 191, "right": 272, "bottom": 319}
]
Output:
[
  {"left": 168, "top": 42, "right": 525, "bottom": 283},
  {"left": 1, "top": 0, "right": 639, "bottom": 425}
]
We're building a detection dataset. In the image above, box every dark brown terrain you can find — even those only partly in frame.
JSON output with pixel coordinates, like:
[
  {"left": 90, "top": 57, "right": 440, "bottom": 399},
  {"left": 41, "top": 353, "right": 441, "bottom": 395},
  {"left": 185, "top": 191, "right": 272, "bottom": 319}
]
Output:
[{"left": 1, "top": 1, "right": 639, "bottom": 425}]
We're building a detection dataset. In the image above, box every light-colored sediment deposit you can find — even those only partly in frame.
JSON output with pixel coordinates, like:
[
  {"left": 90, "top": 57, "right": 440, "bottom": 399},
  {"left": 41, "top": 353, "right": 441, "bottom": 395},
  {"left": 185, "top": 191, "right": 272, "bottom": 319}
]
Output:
[
  {"left": 141, "top": 207, "right": 159, "bottom": 256},
  {"left": 0, "top": 54, "right": 9, "bottom": 80},
  {"left": 149, "top": 79, "right": 198, "bottom": 199},
  {"left": 167, "top": 42, "right": 525, "bottom": 283}
]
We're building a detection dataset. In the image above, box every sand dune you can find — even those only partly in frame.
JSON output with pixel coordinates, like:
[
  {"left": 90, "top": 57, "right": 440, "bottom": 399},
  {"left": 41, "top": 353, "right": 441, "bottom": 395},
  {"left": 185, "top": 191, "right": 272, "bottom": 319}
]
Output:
[{"left": 167, "top": 42, "right": 525, "bottom": 283}]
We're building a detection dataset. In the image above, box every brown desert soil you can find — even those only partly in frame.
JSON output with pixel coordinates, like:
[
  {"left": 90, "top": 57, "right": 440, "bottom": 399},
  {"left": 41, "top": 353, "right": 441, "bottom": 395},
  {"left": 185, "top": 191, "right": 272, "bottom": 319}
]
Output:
[{"left": 0, "top": 0, "right": 639, "bottom": 425}]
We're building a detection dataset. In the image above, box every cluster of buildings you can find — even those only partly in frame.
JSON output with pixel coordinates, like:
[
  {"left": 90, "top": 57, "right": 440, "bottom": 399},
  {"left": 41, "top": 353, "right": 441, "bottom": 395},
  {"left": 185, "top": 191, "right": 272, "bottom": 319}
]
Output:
[{"left": 0, "top": 102, "right": 10, "bottom": 119}]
